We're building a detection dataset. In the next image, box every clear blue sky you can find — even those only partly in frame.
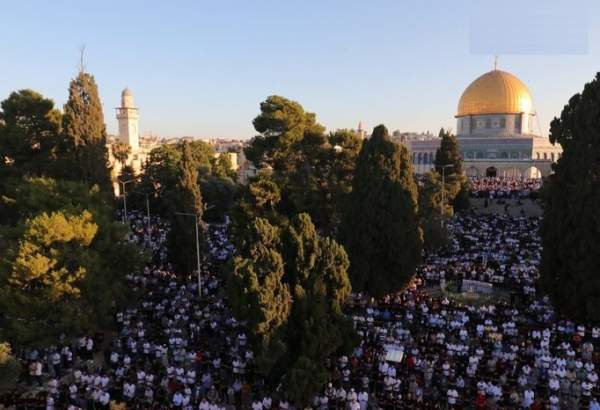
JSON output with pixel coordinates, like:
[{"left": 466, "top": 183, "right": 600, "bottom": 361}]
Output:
[{"left": 1, "top": 0, "right": 598, "bottom": 139}]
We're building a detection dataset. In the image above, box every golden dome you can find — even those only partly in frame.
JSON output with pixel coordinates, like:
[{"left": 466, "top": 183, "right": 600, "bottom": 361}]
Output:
[{"left": 457, "top": 69, "right": 533, "bottom": 117}]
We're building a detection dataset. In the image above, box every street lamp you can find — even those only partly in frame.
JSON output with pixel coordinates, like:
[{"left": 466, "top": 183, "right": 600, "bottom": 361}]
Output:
[
  {"left": 439, "top": 164, "right": 454, "bottom": 229},
  {"left": 174, "top": 211, "right": 203, "bottom": 298},
  {"left": 174, "top": 204, "right": 215, "bottom": 299},
  {"left": 119, "top": 176, "right": 140, "bottom": 223},
  {"left": 132, "top": 190, "right": 153, "bottom": 232}
]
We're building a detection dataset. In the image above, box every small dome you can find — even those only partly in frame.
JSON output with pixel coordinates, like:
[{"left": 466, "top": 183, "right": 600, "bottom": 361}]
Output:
[
  {"left": 457, "top": 70, "right": 533, "bottom": 117},
  {"left": 121, "top": 88, "right": 135, "bottom": 108}
]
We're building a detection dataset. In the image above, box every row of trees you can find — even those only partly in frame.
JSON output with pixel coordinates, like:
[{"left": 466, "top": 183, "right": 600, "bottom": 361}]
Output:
[
  {"left": 0, "top": 71, "right": 145, "bottom": 359},
  {"left": 0, "top": 76, "right": 112, "bottom": 190},
  {"left": 226, "top": 96, "right": 467, "bottom": 403}
]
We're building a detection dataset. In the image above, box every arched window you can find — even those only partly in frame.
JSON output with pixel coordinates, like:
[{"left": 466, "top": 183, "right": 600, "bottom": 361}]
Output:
[
  {"left": 536, "top": 152, "right": 540, "bottom": 159},
  {"left": 543, "top": 153, "right": 548, "bottom": 160},
  {"left": 500, "top": 118, "right": 506, "bottom": 128},
  {"left": 423, "top": 153, "right": 428, "bottom": 164},
  {"left": 485, "top": 118, "right": 492, "bottom": 129},
  {"left": 551, "top": 152, "right": 555, "bottom": 161},
  {"left": 417, "top": 153, "right": 422, "bottom": 163},
  {"left": 412, "top": 153, "right": 416, "bottom": 164},
  {"left": 429, "top": 152, "right": 434, "bottom": 164}
]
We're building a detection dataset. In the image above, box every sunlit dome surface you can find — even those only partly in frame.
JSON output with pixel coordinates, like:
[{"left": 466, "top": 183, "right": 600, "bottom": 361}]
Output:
[{"left": 457, "top": 69, "right": 533, "bottom": 117}]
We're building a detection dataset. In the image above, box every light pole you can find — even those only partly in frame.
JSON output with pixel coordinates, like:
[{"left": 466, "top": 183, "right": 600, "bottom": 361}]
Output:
[
  {"left": 132, "top": 190, "right": 152, "bottom": 232},
  {"left": 174, "top": 211, "right": 203, "bottom": 298},
  {"left": 119, "top": 177, "right": 139, "bottom": 223},
  {"left": 439, "top": 164, "right": 454, "bottom": 229}
]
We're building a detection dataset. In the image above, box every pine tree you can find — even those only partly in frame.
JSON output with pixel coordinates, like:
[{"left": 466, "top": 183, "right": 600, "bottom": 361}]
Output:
[
  {"left": 0, "top": 177, "right": 146, "bottom": 347},
  {"left": 342, "top": 124, "right": 422, "bottom": 297},
  {"left": 245, "top": 96, "right": 360, "bottom": 234},
  {"left": 540, "top": 73, "right": 600, "bottom": 323},
  {"left": 62, "top": 71, "right": 112, "bottom": 193},
  {"left": 167, "top": 141, "right": 204, "bottom": 275},
  {"left": 0, "top": 90, "right": 63, "bottom": 178}
]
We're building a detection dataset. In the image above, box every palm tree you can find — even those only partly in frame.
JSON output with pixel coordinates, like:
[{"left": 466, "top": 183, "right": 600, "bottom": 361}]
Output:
[{"left": 112, "top": 142, "right": 131, "bottom": 168}]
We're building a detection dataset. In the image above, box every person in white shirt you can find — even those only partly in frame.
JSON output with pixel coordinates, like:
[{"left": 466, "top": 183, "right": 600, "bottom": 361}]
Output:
[
  {"left": 172, "top": 391, "right": 184, "bottom": 407},
  {"left": 199, "top": 398, "right": 210, "bottom": 410},
  {"left": 99, "top": 391, "right": 110, "bottom": 406},
  {"left": 358, "top": 391, "right": 368, "bottom": 410},
  {"left": 522, "top": 389, "right": 534, "bottom": 408},
  {"left": 447, "top": 388, "right": 458, "bottom": 407}
]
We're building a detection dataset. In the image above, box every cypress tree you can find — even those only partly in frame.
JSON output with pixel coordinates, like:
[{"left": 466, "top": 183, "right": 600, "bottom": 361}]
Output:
[
  {"left": 434, "top": 127, "right": 463, "bottom": 176},
  {"left": 62, "top": 71, "right": 112, "bottom": 193},
  {"left": 227, "top": 213, "right": 354, "bottom": 406},
  {"left": 342, "top": 124, "right": 422, "bottom": 297},
  {"left": 540, "top": 73, "right": 600, "bottom": 323},
  {"left": 434, "top": 128, "right": 469, "bottom": 212},
  {"left": 168, "top": 141, "right": 205, "bottom": 275}
]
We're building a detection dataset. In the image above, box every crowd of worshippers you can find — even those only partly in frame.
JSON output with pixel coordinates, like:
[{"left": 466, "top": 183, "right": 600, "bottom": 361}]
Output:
[
  {"left": 469, "top": 177, "right": 542, "bottom": 199},
  {"left": 337, "top": 211, "right": 600, "bottom": 410},
  {"left": 6, "top": 197, "right": 600, "bottom": 409}
]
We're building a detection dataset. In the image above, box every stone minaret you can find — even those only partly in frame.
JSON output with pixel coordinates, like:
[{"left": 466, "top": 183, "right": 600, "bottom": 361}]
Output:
[{"left": 116, "top": 88, "right": 139, "bottom": 152}]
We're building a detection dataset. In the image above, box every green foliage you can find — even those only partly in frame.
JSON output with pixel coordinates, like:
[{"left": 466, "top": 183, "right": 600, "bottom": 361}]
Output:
[
  {"left": 138, "top": 140, "right": 231, "bottom": 218},
  {"left": 452, "top": 178, "right": 471, "bottom": 212},
  {"left": 247, "top": 96, "right": 325, "bottom": 172},
  {"left": 0, "top": 90, "right": 64, "bottom": 178},
  {"left": 0, "top": 177, "right": 146, "bottom": 347},
  {"left": 342, "top": 124, "right": 422, "bottom": 297},
  {"left": 201, "top": 175, "right": 237, "bottom": 222},
  {"left": 0, "top": 342, "right": 11, "bottom": 365},
  {"left": 9, "top": 211, "right": 98, "bottom": 299},
  {"left": 227, "top": 218, "right": 291, "bottom": 344},
  {"left": 167, "top": 141, "right": 205, "bottom": 275},
  {"left": 227, "top": 213, "right": 354, "bottom": 405},
  {"left": 211, "top": 153, "right": 237, "bottom": 180},
  {"left": 245, "top": 96, "right": 361, "bottom": 234},
  {"left": 112, "top": 141, "right": 131, "bottom": 167},
  {"left": 0, "top": 342, "right": 20, "bottom": 389},
  {"left": 435, "top": 128, "right": 463, "bottom": 176},
  {"left": 418, "top": 171, "right": 450, "bottom": 252},
  {"left": 540, "top": 73, "right": 600, "bottom": 323},
  {"left": 230, "top": 172, "right": 284, "bottom": 248},
  {"left": 433, "top": 128, "right": 469, "bottom": 212},
  {"left": 62, "top": 72, "right": 112, "bottom": 193}
]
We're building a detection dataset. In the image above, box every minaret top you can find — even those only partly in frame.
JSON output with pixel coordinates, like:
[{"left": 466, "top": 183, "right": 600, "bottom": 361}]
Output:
[
  {"left": 121, "top": 88, "right": 135, "bottom": 108},
  {"left": 493, "top": 55, "right": 499, "bottom": 71}
]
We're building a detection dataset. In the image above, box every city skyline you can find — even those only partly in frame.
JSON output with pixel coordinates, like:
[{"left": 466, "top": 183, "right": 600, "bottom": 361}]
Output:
[{"left": 2, "top": 0, "right": 598, "bottom": 139}]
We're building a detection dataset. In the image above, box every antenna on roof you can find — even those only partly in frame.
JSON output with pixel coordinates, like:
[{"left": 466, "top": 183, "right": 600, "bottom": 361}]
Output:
[
  {"left": 79, "top": 44, "right": 86, "bottom": 73},
  {"left": 494, "top": 55, "right": 499, "bottom": 71}
]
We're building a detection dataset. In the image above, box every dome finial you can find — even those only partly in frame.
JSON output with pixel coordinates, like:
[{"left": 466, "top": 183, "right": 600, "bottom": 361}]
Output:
[{"left": 494, "top": 55, "right": 499, "bottom": 71}]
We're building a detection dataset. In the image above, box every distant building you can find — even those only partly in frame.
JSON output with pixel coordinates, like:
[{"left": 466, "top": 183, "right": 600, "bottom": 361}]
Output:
[
  {"left": 236, "top": 150, "right": 257, "bottom": 185},
  {"left": 356, "top": 121, "right": 367, "bottom": 139},
  {"left": 406, "top": 67, "right": 562, "bottom": 177}
]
